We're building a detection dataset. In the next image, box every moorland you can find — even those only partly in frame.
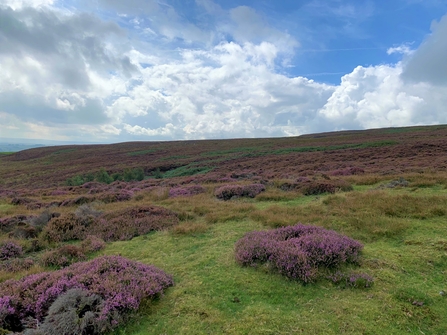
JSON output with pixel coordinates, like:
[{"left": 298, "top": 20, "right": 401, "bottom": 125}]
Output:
[{"left": 0, "top": 124, "right": 446, "bottom": 334}]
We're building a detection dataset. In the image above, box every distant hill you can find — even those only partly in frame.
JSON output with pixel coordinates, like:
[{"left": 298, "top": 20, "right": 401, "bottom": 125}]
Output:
[
  {"left": 0, "top": 137, "right": 99, "bottom": 153},
  {"left": 0, "top": 143, "right": 46, "bottom": 152},
  {"left": 1, "top": 124, "right": 446, "bottom": 189}
]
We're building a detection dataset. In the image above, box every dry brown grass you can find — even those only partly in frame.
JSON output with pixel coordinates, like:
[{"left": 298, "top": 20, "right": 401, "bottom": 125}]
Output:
[
  {"left": 171, "top": 222, "right": 210, "bottom": 235},
  {"left": 250, "top": 190, "right": 447, "bottom": 242}
]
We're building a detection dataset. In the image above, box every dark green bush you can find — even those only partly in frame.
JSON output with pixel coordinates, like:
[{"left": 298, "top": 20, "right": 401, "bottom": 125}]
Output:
[{"left": 95, "top": 168, "right": 113, "bottom": 184}]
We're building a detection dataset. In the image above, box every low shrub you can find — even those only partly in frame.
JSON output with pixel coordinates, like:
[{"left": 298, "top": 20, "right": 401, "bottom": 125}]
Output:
[
  {"left": 235, "top": 224, "right": 363, "bottom": 283},
  {"left": 0, "top": 241, "right": 23, "bottom": 260},
  {"left": 27, "top": 289, "right": 105, "bottom": 335},
  {"left": 9, "top": 225, "right": 39, "bottom": 239},
  {"left": 0, "top": 215, "right": 28, "bottom": 233},
  {"left": 96, "top": 190, "right": 133, "bottom": 203},
  {"left": 301, "top": 180, "right": 353, "bottom": 195},
  {"left": 0, "top": 257, "right": 34, "bottom": 273},
  {"left": 214, "top": 183, "right": 265, "bottom": 200},
  {"left": 27, "top": 210, "right": 53, "bottom": 232},
  {"left": 95, "top": 168, "right": 113, "bottom": 184},
  {"left": 168, "top": 185, "right": 206, "bottom": 198},
  {"left": 91, "top": 206, "right": 179, "bottom": 241},
  {"left": 75, "top": 204, "right": 102, "bottom": 220},
  {"left": 41, "top": 213, "right": 90, "bottom": 243},
  {"left": 80, "top": 235, "right": 106, "bottom": 253},
  {"left": 40, "top": 245, "right": 86, "bottom": 268},
  {"left": 42, "top": 205, "right": 178, "bottom": 243},
  {"left": 0, "top": 256, "right": 174, "bottom": 333}
]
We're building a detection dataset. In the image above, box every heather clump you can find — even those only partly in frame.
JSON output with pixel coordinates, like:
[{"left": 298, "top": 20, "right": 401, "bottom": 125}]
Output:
[
  {"left": 168, "top": 185, "right": 206, "bottom": 198},
  {"left": 301, "top": 180, "right": 353, "bottom": 195},
  {"left": 0, "top": 256, "right": 174, "bottom": 333},
  {"left": 96, "top": 190, "right": 133, "bottom": 203},
  {"left": 40, "top": 245, "right": 86, "bottom": 268},
  {"left": 0, "top": 241, "right": 23, "bottom": 260},
  {"left": 214, "top": 183, "right": 265, "bottom": 200},
  {"left": 235, "top": 224, "right": 364, "bottom": 283},
  {"left": 0, "top": 257, "right": 34, "bottom": 272},
  {"left": 41, "top": 213, "right": 89, "bottom": 242},
  {"left": 80, "top": 235, "right": 106, "bottom": 252},
  {"left": 90, "top": 205, "right": 179, "bottom": 241}
]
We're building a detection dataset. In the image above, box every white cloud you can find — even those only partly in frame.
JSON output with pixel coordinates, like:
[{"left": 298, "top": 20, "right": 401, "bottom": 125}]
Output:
[
  {"left": 0, "top": 0, "right": 54, "bottom": 10},
  {"left": 0, "top": 1, "right": 446, "bottom": 143},
  {"left": 401, "top": 13, "right": 447, "bottom": 85},
  {"left": 319, "top": 64, "right": 447, "bottom": 130},
  {"left": 387, "top": 44, "right": 414, "bottom": 55}
]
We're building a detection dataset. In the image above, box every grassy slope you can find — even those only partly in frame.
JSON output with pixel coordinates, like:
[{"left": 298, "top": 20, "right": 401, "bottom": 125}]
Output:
[
  {"left": 100, "top": 184, "right": 447, "bottom": 335},
  {"left": 1, "top": 125, "right": 447, "bottom": 334},
  {"left": 1, "top": 124, "right": 447, "bottom": 189}
]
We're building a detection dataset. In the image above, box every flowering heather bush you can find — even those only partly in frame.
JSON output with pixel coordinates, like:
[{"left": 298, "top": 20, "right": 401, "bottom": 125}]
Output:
[
  {"left": 168, "top": 185, "right": 206, "bottom": 198},
  {"left": 0, "top": 241, "right": 23, "bottom": 260},
  {"left": 235, "top": 224, "right": 363, "bottom": 283},
  {"left": 214, "top": 184, "right": 265, "bottom": 200},
  {"left": 0, "top": 255, "right": 174, "bottom": 333},
  {"left": 91, "top": 206, "right": 179, "bottom": 241},
  {"left": 0, "top": 257, "right": 34, "bottom": 272},
  {"left": 40, "top": 245, "right": 86, "bottom": 268},
  {"left": 80, "top": 235, "right": 106, "bottom": 253}
]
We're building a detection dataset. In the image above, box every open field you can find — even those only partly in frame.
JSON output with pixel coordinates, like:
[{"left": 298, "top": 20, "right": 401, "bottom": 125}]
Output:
[{"left": 0, "top": 125, "right": 446, "bottom": 334}]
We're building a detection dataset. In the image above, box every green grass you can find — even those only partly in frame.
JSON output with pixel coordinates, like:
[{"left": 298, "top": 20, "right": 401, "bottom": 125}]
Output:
[
  {"left": 100, "top": 185, "right": 447, "bottom": 335},
  {"left": 0, "top": 203, "right": 14, "bottom": 213},
  {"left": 0, "top": 152, "right": 14, "bottom": 156},
  {"left": 272, "top": 140, "right": 398, "bottom": 155},
  {"left": 162, "top": 165, "right": 214, "bottom": 178},
  {"left": 202, "top": 147, "right": 264, "bottom": 157},
  {"left": 158, "top": 155, "right": 191, "bottom": 161}
]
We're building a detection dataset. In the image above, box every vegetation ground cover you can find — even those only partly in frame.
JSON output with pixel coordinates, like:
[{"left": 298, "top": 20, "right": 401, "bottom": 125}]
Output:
[{"left": 0, "top": 125, "right": 446, "bottom": 334}]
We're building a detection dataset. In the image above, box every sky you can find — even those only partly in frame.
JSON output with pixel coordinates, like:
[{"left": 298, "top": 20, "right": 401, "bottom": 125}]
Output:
[{"left": 0, "top": 0, "right": 446, "bottom": 143}]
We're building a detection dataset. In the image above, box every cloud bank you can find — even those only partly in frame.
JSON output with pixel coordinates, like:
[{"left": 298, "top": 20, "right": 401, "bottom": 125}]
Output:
[{"left": 0, "top": 1, "right": 446, "bottom": 142}]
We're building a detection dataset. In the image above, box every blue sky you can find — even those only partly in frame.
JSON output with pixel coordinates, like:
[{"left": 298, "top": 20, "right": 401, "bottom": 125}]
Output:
[{"left": 0, "top": 0, "right": 446, "bottom": 142}]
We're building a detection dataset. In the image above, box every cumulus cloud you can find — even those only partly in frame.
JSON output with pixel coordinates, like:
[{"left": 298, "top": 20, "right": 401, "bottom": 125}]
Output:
[
  {"left": 401, "top": 13, "right": 447, "bottom": 85},
  {"left": 319, "top": 64, "right": 447, "bottom": 130},
  {"left": 0, "top": 4, "right": 136, "bottom": 135},
  {"left": 0, "top": 0, "right": 446, "bottom": 142}
]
